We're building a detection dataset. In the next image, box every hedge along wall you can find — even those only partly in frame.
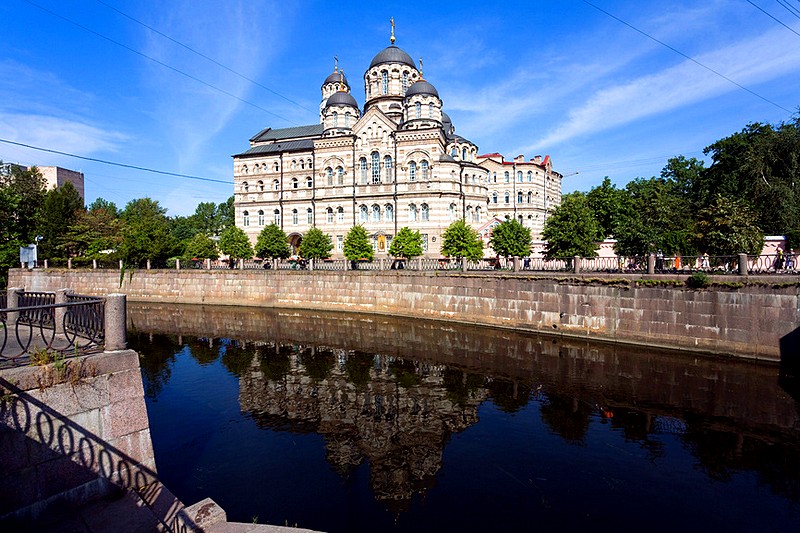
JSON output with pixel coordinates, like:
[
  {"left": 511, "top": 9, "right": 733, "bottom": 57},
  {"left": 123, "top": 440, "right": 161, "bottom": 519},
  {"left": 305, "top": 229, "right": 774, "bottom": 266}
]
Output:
[{"left": 8, "top": 268, "right": 800, "bottom": 361}]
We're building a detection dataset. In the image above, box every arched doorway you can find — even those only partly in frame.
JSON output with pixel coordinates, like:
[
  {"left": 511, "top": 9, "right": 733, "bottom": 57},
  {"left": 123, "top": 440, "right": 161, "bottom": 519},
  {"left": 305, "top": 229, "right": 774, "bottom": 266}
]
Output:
[{"left": 288, "top": 233, "right": 302, "bottom": 254}]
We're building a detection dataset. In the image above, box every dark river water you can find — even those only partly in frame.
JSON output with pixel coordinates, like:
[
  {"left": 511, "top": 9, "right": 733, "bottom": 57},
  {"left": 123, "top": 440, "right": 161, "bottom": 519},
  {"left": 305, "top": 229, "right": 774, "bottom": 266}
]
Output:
[{"left": 127, "top": 303, "right": 800, "bottom": 532}]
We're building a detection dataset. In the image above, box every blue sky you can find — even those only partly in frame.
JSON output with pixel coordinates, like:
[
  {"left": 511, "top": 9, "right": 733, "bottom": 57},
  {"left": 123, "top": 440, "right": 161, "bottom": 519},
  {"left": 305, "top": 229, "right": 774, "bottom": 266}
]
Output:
[{"left": 2, "top": 0, "right": 799, "bottom": 216}]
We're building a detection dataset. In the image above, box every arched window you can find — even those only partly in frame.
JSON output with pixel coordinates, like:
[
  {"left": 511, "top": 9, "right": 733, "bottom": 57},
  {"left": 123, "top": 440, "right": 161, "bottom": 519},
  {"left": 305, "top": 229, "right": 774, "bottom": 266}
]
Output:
[
  {"left": 381, "top": 71, "right": 388, "bottom": 94},
  {"left": 307, "top": 208, "right": 313, "bottom": 224},
  {"left": 306, "top": 176, "right": 313, "bottom": 187},
  {"left": 372, "top": 204, "right": 381, "bottom": 222},
  {"left": 360, "top": 204, "right": 368, "bottom": 222},
  {"left": 493, "top": 172, "right": 497, "bottom": 183},
  {"left": 337, "top": 206, "right": 344, "bottom": 222},
  {"left": 428, "top": 103, "right": 434, "bottom": 118},
  {"left": 257, "top": 180, "right": 264, "bottom": 191},
  {"left": 518, "top": 215, "right": 523, "bottom": 224},
  {"left": 527, "top": 192, "right": 533, "bottom": 203},
  {"left": 409, "top": 203, "right": 418, "bottom": 221},
  {"left": 451, "top": 147, "right": 457, "bottom": 157},
  {"left": 421, "top": 160, "right": 429, "bottom": 180},
  {"left": 449, "top": 203, "right": 456, "bottom": 221},
  {"left": 243, "top": 210, "right": 250, "bottom": 226},
  {"left": 475, "top": 206, "right": 482, "bottom": 223},
  {"left": 336, "top": 166, "right": 344, "bottom": 185},
  {"left": 421, "top": 203, "right": 429, "bottom": 221},
  {"left": 402, "top": 72, "right": 408, "bottom": 92},
  {"left": 291, "top": 177, "right": 298, "bottom": 189},
  {"left": 273, "top": 209, "right": 280, "bottom": 225},
  {"left": 415, "top": 102, "right": 421, "bottom": 119},
  {"left": 258, "top": 210, "right": 264, "bottom": 226},
  {"left": 307, "top": 159, "right": 312, "bottom": 169},
  {"left": 291, "top": 160, "right": 297, "bottom": 170},
  {"left": 384, "top": 155, "right": 392, "bottom": 178},
  {"left": 527, "top": 171, "right": 533, "bottom": 182},
  {"left": 242, "top": 165, "right": 248, "bottom": 175},
  {"left": 504, "top": 171, "right": 510, "bottom": 183},
  {"left": 273, "top": 179, "right": 279, "bottom": 190},
  {"left": 466, "top": 206, "right": 473, "bottom": 221},
  {"left": 254, "top": 163, "right": 260, "bottom": 173},
  {"left": 300, "top": 160, "right": 304, "bottom": 170},
  {"left": 360, "top": 157, "right": 368, "bottom": 184},
  {"left": 242, "top": 181, "right": 249, "bottom": 192},
  {"left": 345, "top": 112, "right": 351, "bottom": 127},
  {"left": 504, "top": 192, "right": 510, "bottom": 204},
  {"left": 462, "top": 147, "right": 467, "bottom": 160},
  {"left": 471, "top": 174, "right": 476, "bottom": 184},
  {"left": 326, "top": 207, "right": 334, "bottom": 223},
  {"left": 385, "top": 204, "right": 394, "bottom": 222},
  {"left": 292, "top": 209, "right": 298, "bottom": 225},
  {"left": 409, "top": 161, "right": 417, "bottom": 181},
  {"left": 333, "top": 111, "right": 338, "bottom": 127},
  {"left": 492, "top": 192, "right": 498, "bottom": 204},
  {"left": 326, "top": 167, "right": 333, "bottom": 186},
  {"left": 517, "top": 191, "right": 523, "bottom": 204},
  {"left": 273, "top": 162, "right": 279, "bottom": 172},
  {"left": 371, "top": 152, "right": 380, "bottom": 183}
]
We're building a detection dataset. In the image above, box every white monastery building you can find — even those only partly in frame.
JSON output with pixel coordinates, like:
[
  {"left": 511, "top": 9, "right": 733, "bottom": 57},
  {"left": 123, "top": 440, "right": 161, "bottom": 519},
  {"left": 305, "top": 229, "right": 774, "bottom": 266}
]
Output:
[{"left": 233, "top": 29, "right": 562, "bottom": 257}]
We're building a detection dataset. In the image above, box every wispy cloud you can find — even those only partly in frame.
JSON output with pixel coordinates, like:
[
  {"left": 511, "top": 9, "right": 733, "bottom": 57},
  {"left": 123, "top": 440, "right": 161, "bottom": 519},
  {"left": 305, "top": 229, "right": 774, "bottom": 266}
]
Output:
[
  {"left": 0, "top": 112, "right": 127, "bottom": 156},
  {"left": 523, "top": 23, "right": 800, "bottom": 152}
]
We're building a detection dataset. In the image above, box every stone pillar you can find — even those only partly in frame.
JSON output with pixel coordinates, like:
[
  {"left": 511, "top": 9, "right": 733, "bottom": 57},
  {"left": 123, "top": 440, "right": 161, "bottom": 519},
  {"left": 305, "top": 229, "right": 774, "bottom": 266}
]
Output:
[
  {"left": 104, "top": 293, "right": 127, "bottom": 351},
  {"left": 462, "top": 257, "right": 468, "bottom": 273},
  {"left": 67, "top": 258, "right": 72, "bottom": 269},
  {"left": 738, "top": 253, "right": 749, "bottom": 276},
  {"left": 6, "top": 287, "right": 21, "bottom": 329},
  {"left": 147, "top": 259, "right": 151, "bottom": 270},
  {"left": 44, "top": 259, "right": 48, "bottom": 269},
  {"left": 205, "top": 258, "right": 211, "bottom": 270},
  {"left": 176, "top": 259, "right": 181, "bottom": 271},
  {"left": 647, "top": 254, "right": 655, "bottom": 274},
  {"left": 308, "top": 258, "right": 314, "bottom": 271},
  {"left": 239, "top": 258, "right": 244, "bottom": 270},
  {"left": 54, "top": 289, "right": 71, "bottom": 337},
  {"left": 573, "top": 256, "right": 581, "bottom": 274},
  {"left": 513, "top": 257, "right": 520, "bottom": 272},
  {"left": 93, "top": 259, "right": 97, "bottom": 269}
]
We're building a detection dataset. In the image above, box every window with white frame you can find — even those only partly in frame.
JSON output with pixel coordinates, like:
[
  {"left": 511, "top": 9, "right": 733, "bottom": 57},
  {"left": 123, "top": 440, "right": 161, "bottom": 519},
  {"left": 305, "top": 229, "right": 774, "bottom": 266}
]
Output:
[
  {"left": 421, "top": 203, "right": 429, "bottom": 221},
  {"left": 475, "top": 206, "right": 482, "bottom": 223},
  {"left": 518, "top": 191, "right": 523, "bottom": 204},
  {"left": 257, "top": 180, "right": 264, "bottom": 191},
  {"left": 307, "top": 208, "right": 313, "bottom": 224},
  {"left": 527, "top": 171, "right": 533, "bottom": 182},
  {"left": 327, "top": 207, "right": 334, "bottom": 223},
  {"left": 292, "top": 209, "right": 298, "bottom": 225},
  {"left": 337, "top": 206, "right": 344, "bottom": 222},
  {"left": 242, "top": 181, "right": 249, "bottom": 192},
  {"left": 527, "top": 192, "right": 533, "bottom": 203},
  {"left": 326, "top": 167, "right": 333, "bottom": 186},
  {"left": 518, "top": 171, "right": 523, "bottom": 183},
  {"left": 273, "top": 209, "right": 280, "bottom": 224},
  {"left": 402, "top": 72, "right": 408, "bottom": 92},
  {"left": 307, "top": 176, "right": 313, "bottom": 187},
  {"left": 291, "top": 177, "right": 298, "bottom": 189},
  {"left": 421, "top": 160, "right": 429, "bottom": 180},
  {"left": 492, "top": 192, "right": 498, "bottom": 204},
  {"left": 337, "top": 235, "right": 343, "bottom": 250},
  {"left": 381, "top": 71, "right": 388, "bottom": 94},
  {"left": 384, "top": 155, "right": 392, "bottom": 178},
  {"left": 273, "top": 179, "right": 279, "bottom": 190},
  {"left": 336, "top": 166, "right": 344, "bottom": 185},
  {"left": 462, "top": 147, "right": 467, "bottom": 160},
  {"left": 372, "top": 204, "right": 381, "bottom": 222},
  {"left": 409, "top": 203, "right": 418, "bottom": 221},
  {"left": 504, "top": 171, "right": 510, "bottom": 183},
  {"left": 345, "top": 112, "right": 350, "bottom": 127},
  {"left": 360, "top": 204, "right": 368, "bottom": 222},
  {"left": 258, "top": 210, "right": 264, "bottom": 226},
  {"left": 243, "top": 210, "right": 250, "bottom": 226},
  {"left": 449, "top": 203, "right": 456, "bottom": 221},
  {"left": 360, "top": 157, "right": 368, "bottom": 184},
  {"left": 504, "top": 192, "right": 510, "bottom": 204},
  {"left": 409, "top": 161, "right": 416, "bottom": 181},
  {"left": 428, "top": 103, "right": 434, "bottom": 118},
  {"left": 385, "top": 204, "right": 393, "bottom": 222},
  {"left": 422, "top": 233, "right": 428, "bottom": 251},
  {"left": 415, "top": 102, "right": 421, "bottom": 119}
]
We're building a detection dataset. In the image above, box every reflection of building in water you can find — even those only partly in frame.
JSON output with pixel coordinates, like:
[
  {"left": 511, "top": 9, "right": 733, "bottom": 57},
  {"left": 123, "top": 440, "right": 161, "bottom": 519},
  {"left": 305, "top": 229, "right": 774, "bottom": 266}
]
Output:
[{"left": 238, "top": 344, "right": 486, "bottom": 508}]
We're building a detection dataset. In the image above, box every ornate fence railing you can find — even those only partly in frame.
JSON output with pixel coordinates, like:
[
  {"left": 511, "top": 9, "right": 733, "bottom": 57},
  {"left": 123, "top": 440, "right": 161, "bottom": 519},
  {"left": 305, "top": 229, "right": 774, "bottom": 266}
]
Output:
[
  {"left": 0, "top": 290, "right": 106, "bottom": 364},
  {"left": 19, "top": 252, "right": 800, "bottom": 276}
]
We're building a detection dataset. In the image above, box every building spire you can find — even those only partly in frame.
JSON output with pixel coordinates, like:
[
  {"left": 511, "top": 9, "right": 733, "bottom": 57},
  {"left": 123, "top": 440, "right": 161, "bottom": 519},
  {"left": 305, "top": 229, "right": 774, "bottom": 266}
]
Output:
[
  {"left": 390, "top": 17, "right": 395, "bottom": 44},
  {"left": 419, "top": 57, "right": 423, "bottom": 78},
  {"left": 334, "top": 55, "right": 338, "bottom": 72}
]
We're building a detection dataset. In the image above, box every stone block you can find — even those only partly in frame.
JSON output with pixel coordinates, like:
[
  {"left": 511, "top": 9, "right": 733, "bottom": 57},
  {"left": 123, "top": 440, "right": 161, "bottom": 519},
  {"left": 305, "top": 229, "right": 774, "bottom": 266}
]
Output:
[{"left": 103, "top": 396, "right": 149, "bottom": 439}]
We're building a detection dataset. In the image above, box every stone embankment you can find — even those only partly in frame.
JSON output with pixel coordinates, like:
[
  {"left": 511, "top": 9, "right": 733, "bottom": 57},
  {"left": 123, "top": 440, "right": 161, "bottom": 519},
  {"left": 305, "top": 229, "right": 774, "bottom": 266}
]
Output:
[{"left": 10, "top": 268, "right": 800, "bottom": 361}]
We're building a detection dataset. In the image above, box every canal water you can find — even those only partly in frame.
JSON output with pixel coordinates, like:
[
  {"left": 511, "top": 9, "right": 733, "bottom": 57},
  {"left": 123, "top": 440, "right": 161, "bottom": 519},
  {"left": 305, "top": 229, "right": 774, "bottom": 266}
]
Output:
[{"left": 128, "top": 303, "right": 800, "bottom": 532}]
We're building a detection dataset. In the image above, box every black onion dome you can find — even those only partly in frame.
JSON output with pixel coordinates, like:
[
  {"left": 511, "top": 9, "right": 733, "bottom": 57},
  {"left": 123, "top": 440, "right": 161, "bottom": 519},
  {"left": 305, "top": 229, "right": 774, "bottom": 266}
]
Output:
[
  {"left": 369, "top": 45, "right": 416, "bottom": 69},
  {"left": 442, "top": 111, "right": 452, "bottom": 126},
  {"left": 405, "top": 80, "right": 439, "bottom": 98},
  {"left": 322, "top": 70, "right": 348, "bottom": 88},
  {"left": 325, "top": 91, "right": 358, "bottom": 108}
]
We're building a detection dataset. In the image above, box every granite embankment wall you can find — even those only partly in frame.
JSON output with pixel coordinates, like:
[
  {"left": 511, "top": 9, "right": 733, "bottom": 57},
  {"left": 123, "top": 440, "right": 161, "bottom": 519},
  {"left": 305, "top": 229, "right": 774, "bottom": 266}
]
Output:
[
  {"left": 0, "top": 350, "right": 182, "bottom": 526},
  {"left": 10, "top": 268, "right": 800, "bottom": 361}
]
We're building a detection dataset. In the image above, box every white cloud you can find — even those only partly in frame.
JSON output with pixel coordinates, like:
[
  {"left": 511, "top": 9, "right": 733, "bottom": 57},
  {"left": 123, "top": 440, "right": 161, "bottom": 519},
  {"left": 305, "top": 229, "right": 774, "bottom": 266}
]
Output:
[{"left": 0, "top": 112, "right": 127, "bottom": 156}]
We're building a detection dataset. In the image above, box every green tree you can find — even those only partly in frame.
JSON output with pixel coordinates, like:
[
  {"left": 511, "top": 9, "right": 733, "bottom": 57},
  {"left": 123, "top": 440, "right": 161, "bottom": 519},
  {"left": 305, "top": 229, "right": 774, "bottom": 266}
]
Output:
[
  {"left": 64, "top": 206, "right": 123, "bottom": 258},
  {"left": 190, "top": 202, "right": 222, "bottom": 236},
  {"left": 217, "top": 196, "right": 235, "bottom": 230},
  {"left": 541, "top": 192, "right": 602, "bottom": 259},
  {"left": 298, "top": 227, "right": 333, "bottom": 260},
  {"left": 343, "top": 225, "right": 374, "bottom": 261},
  {"left": 119, "top": 198, "right": 175, "bottom": 265},
  {"left": 586, "top": 177, "right": 626, "bottom": 239},
  {"left": 219, "top": 226, "right": 253, "bottom": 260},
  {"left": 37, "top": 181, "right": 84, "bottom": 259},
  {"left": 490, "top": 218, "right": 531, "bottom": 258},
  {"left": 441, "top": 219, "right": 483, "bottom": 261},
  {"left": 255, "top": 223, "right": 291, "bottom": 259},
  {"left": 388, "top": 227, "right": 423, "bottom": 259},
  {"left": 0, "top": 165, "right": 46, "bottom": 284},
  {"left": 183, "top": 233, "right": 219, "bottom": 260},
  {"left": 695, "top": 194, "right": 763, "bottom": 255},
  {"left": 88, "top": 197, "right": 119, "bottom": 217}
]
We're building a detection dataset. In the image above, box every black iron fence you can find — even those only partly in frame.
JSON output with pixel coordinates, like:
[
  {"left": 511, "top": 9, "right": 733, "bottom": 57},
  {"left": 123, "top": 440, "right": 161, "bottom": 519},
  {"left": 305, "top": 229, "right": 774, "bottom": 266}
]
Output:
[{"left": 0, "top": 290, "right": 106, "bottom": 364}]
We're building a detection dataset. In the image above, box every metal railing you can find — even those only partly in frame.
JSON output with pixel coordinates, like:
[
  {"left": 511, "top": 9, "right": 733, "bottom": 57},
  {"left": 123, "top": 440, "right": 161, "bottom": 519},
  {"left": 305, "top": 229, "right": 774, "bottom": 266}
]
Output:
[
  {"left": 1, "top": 290, "right": 106, "bottom": 364},
  {"left": 22, "top": 252, "right": 800, "bottom": 275}
]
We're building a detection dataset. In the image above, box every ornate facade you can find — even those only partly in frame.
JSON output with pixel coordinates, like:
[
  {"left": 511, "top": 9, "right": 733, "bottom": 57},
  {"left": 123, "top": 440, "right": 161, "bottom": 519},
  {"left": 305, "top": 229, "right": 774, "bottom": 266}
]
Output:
[{"left": 233, "top": 33, "right": 562, "bottom": 257}]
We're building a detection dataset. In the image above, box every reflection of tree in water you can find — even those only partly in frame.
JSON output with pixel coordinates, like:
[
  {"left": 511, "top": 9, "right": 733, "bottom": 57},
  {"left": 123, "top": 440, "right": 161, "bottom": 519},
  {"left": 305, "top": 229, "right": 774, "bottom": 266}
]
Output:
[
  {"left": 301, "top": 348, "right": 335, "bottom": 382},
  {"left": 130, "top": 332, "right": 183, "bottom": 400},
  {"left": 606, "top": 407, "right": 665, "bottom": 461},
  {"left": 538, "top": 391, "right": 592, "bottom": 443},
  {"left": 219, "top": 339, "right": 256, "bottom": 377},
  {"left": 188, "top": 337, "right": 220, "bottom": 366},
  {"left": 344, "top": 351, "right": 373, "bottom": 389},
  {"left": 258, "top": 345, "right": 292, "bottom": 381},
  {"left": 389, "top": 359, "right": 422, "bottom": 388},
  {"left": 442, "top": 368, "right": 485, "bottom": 406},
  {"left": 486, "top": 379, "right": 531, "bottom": 413}
]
